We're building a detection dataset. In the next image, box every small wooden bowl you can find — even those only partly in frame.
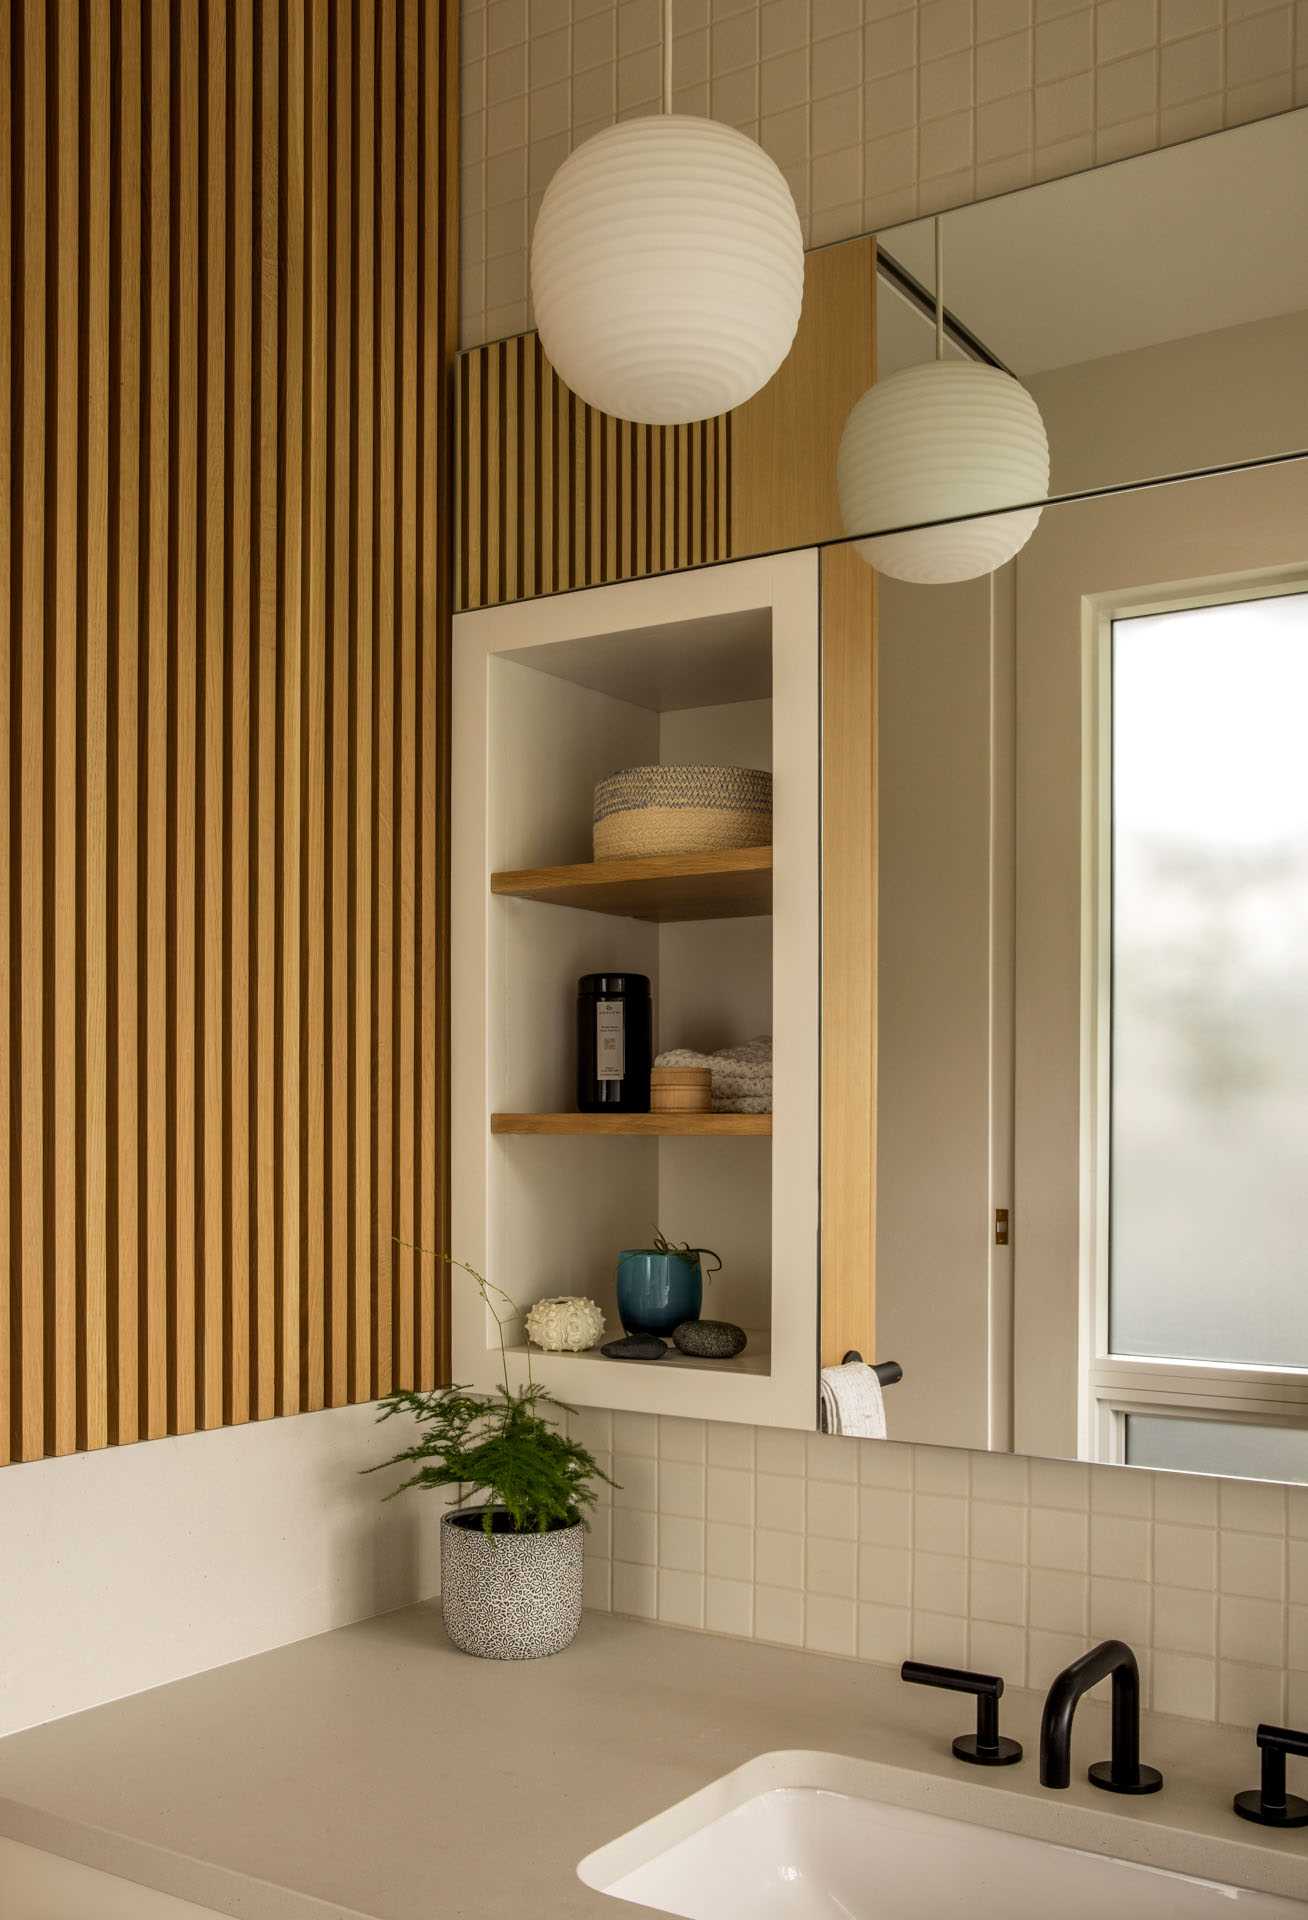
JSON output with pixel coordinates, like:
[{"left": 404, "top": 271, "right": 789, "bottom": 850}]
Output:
[{"left": 651, "top": 1066, "right": 712, "bottom": 1114}]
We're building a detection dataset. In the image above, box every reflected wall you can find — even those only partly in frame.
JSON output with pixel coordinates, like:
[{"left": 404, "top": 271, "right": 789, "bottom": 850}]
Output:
[{"left": 874, "top": 457, "right": 1308, "bottom": 1483}]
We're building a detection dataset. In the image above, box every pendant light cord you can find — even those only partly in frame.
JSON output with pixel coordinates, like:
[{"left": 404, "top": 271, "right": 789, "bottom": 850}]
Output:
[
  {"left": 664, "top": 0, "right": 673, "bottom": 113},
  {"left": 934, "top": 215, "right": 944, "bottom": 363}
]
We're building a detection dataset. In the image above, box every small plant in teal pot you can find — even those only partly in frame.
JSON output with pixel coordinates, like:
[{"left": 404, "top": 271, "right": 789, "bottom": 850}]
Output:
[{"left": 616, "top": 1229, "right": 722, "bottom": 1338}]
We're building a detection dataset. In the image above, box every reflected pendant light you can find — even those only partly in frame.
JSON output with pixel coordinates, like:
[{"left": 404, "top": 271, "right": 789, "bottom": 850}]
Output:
[
  {"left": 836, "top": 221, "right": 1050, "bottom": 583},
  {"left": 530, "top": 0, "right": 804, "bottom": 426}
]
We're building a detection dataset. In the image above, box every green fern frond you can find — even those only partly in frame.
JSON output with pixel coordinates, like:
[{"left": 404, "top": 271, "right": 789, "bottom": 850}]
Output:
[{"left": 368, "top": 1381, "right": 617, "bottom": 1534}]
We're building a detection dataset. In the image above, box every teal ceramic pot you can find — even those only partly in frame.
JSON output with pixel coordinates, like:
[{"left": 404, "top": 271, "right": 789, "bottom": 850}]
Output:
[{"left": 616, "top": 1249, "right": 703, "bottom": 1337}]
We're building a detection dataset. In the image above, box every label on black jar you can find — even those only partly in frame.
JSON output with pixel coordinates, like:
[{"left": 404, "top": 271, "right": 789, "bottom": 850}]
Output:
[{"left": 596, "top": 1000, "right": 625, "bottom": 1080}]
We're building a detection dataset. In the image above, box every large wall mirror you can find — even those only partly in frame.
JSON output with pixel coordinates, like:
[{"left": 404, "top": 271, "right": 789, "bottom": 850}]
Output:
[
  {"left": 857, "top": 107, "right": 1308, "bottom": 1486},
  {"left": 873, "top": 459, "right": 1308, "bottom": 1484},
  {"left": 453, "top": 106, "right": 1308, "bottom": 1487}
]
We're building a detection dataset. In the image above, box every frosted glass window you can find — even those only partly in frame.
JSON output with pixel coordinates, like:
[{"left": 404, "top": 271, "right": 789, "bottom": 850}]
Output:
[
  {"left": 1126, "top": 1415, "right": 1308, "bottom": 1485},
  {"left": 1109, "top": 592, "right": 1308, "bottom": 1369}
]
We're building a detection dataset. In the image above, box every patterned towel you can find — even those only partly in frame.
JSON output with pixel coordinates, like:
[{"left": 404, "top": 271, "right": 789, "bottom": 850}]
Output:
[{"left": 654, "top": 1036, "right": 772, "bottom": 1114}]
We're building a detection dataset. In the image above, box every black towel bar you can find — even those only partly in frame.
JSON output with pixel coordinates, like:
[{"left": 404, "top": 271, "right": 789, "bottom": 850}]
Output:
[{"left": 841, "top": 1352, "right": 903, "bottom": 1386}]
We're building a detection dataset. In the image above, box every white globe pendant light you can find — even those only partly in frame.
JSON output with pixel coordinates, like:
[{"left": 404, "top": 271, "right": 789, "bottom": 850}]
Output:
[
  {"left": 530, "top": 2, "right": 804, "bottom": 426},
  {"left": 837, "top": 223, "right": 1050, "bottom": 583}
]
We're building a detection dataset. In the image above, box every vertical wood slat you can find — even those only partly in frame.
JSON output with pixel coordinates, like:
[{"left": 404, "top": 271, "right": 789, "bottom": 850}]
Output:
[
  {"left": 372, "top": 0, "right": 396, "bottom": 1399},
  {"left": 329, "top": 0, "right": 351, "bottom": 1407},
  {"left": 114, "top": 0, "right": 142, "bottom": 1446},
  {"left": 199, "top": 0, "right": 226, "bottom": 1430},
  {"left": 301, "top": 0, "right": 326, "bottom": 1415},
  {"left": 571, "top": 391, "right": 585, "bottom": 588},
  {"left": 415, "top": 0, "right": 434, "bottom": 1390},
  {"left": 83, "top": 0, "right": 110, "bottom": 1453},
  {"left": 51, "top": 0, "right": 79, "bottom": 1458},
  {"left": 432, "top": 0, "right": 457, "bottom": 1384},
  {"left": 483, "top": 341, "right": 500, "bottom": 612},
  {"left": 428, "top": 0, "right": 456, "bottom": 1390},
  {"left": 172, "top": 0, "right": 199, "bottom": 1439},
  {"left": 535, "top": 338, "right": 552, "bottom": 600},
  {"left": 499, "top": 334, "right": 518, "bottom": 606},
  {"left": 17, "top": 0, "right": 44, "bottom": 1463},
  {"left": 278, "top": 0, "right": 304, "bottom": 1421},
  {"left": 351, "top": 0, "right": 375, "bottom": 1406},
  {"left": 2, "top": 0, "right": 456, "bottom": 1468},
  {"left": 394, "top": 0, "right": 417, "bottom": 1397},
  {"left": 519, "top": 334, "right": 536, "bottom": 604},
  {"left": 226, "top": 0, "right": 253, "bottom": 1429},
  {"left": 253, "top": 0, "right": 278, "bottom": 1424},
  {"left": 144, "top": 0, "right": 170, "bottom": 1441},
  {"left": 0, "top": 0, "right": 10, "bottom": 1469},
  {"left": 459, "top": 350, "right": 479, "bottom": 614}
]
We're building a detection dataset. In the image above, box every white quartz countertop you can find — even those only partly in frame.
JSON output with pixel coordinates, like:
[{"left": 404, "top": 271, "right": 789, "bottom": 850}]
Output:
[{"left": 0, "top": 1605, "right": 1305, "bottom": 1920}]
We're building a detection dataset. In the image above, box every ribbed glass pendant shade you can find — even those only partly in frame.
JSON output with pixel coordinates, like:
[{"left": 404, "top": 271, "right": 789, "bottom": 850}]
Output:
[
  {"left": 837, "top": 363, "right": 1051, "bottom": 583},
  {"left": 531, "top": 115, "right": 804, "bottom": 426}
]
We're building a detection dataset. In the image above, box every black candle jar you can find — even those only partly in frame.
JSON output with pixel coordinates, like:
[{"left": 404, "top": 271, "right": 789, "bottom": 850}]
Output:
[{"left": 577, "top": 973, "right": 652, "bottom": 1113}]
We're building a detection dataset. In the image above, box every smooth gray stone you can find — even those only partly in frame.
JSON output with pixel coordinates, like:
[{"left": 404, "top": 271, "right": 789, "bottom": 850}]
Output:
[
  {"left": 601, "top": 1334, "right": 667, "bottom": 1361},
  {"left": 672, "top": 1319, "right": 747, "bottom": 1359}
]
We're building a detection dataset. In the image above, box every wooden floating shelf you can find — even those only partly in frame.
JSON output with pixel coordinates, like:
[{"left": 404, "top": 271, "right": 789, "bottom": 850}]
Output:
[
  {"left": 491, "top": 1111, "right": 772, "bottom": 1137},
  {"left": 490, "top": 846, "right": 772, "bottom": 922}
]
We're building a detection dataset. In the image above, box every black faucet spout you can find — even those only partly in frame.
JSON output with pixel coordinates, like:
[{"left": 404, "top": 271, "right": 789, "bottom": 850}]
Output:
[{"left": 1039, "top": 1639, "right": 1163, "bottom": 1795}]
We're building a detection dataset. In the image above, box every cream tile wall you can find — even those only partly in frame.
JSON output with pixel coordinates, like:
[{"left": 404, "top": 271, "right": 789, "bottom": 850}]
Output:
[
  {"left": 459, "top": 0, "right": 1307, "bottom": 347},
  {"left": 570, "top": 1410, "right": 1308, "bottom": 1731}
]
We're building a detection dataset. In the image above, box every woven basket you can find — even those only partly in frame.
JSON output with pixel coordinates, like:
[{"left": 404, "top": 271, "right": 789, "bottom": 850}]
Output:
[{"left": 593, "top": 764, "right": 772, "bottom": 860}]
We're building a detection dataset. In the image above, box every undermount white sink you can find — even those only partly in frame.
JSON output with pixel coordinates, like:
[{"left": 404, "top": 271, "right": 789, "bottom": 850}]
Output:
[{"left": 578, "top": 1753, "right": 1307, "bottom": 1919}]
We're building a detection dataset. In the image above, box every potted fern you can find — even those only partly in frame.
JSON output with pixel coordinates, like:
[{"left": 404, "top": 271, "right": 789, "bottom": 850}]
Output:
[{"left": 370, "top": 1257, "right": 613, "bottom": 1660}]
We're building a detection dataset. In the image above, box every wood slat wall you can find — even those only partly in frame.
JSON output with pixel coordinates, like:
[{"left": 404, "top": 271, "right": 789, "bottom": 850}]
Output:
[
  {"left": 1, "top": 0, "right": 458, "bottom": 1467},
  {"left": 454, "top": 238, "right": 877, "bottom": 612},
  {"left": 456, "top": 332, "right": 733, "bottom": 611}
]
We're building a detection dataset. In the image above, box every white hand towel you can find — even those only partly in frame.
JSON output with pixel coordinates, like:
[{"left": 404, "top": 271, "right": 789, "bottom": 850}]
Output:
[
  {"left": 818, "top": 1361, "right": 887, "bottom": 1439},
  {"left": 654, "top": 1037, "right": 772, "bottom": 1113}
]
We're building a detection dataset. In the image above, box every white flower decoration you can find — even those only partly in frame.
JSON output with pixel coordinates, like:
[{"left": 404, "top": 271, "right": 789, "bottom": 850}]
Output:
[{"left": 524, "top": 1295, "right": 606, "bottom": 1354}]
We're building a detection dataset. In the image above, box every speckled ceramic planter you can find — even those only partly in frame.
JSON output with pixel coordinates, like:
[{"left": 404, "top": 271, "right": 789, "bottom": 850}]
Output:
[{"left": 440, "top": 1508, "right": 584, "bottom": 1660}]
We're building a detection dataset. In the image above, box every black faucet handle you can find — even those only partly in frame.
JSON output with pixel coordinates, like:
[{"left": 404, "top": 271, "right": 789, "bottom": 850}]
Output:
[
  {"left": 1234, "top": 1724, "right": 1308, "bottom": 1829},
  {"left": 901, "top": 1661, "right": 1023, "bottom": 1767}
]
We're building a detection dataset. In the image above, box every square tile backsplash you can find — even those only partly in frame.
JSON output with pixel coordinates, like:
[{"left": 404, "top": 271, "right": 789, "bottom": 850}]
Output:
[
  {"left": 571, "top": 1410, "right": 1308, "bottom": 1730},
  {"left": 460, "top": 0, "right": 1306, "bottom": 347}
]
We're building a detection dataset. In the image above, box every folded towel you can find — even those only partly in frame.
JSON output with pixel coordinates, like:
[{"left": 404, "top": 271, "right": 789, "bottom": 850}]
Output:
[
  {"left": 716, "top": 1092, "right": 771, "bottom": 1115},
  {"left": 655, "top": 1037, "right": 772, "bottom": 1113},
  {"left": 819, "top": 1361, "right": 887, "bottom": 1439}
]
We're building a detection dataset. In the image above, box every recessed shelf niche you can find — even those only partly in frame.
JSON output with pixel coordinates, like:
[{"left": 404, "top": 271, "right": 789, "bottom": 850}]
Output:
[{"left": 451, "top": 556, "right": 821, "bottom": 1423}]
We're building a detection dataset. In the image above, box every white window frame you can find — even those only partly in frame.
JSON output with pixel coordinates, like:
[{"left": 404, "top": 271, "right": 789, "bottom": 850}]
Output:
[{"left": 1081, "top": 564, "right": 1308, "bottom": 1464}]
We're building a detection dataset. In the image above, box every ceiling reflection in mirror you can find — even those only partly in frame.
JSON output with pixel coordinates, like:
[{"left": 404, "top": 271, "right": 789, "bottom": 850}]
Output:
[
  {"left": 455, "top": 111, "right": 1308, "bottom": 615},
  {"left": 867, "top": 450, "right": 1308, "bottom": 1486},
  {"left": 854, "top": 107, "right": 1308, "bottom": 543}
]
